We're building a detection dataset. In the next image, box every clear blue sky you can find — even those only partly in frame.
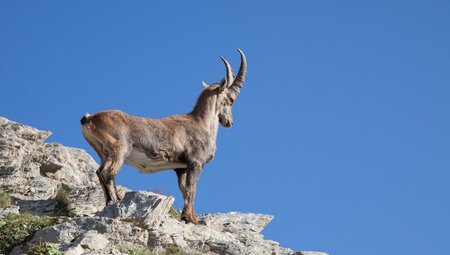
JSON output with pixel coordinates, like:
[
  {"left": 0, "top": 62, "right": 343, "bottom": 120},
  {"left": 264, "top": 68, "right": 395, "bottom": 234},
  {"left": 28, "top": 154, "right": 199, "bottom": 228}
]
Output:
[{"left": 1, "top": 1, "right": 449, "bottom": 254}]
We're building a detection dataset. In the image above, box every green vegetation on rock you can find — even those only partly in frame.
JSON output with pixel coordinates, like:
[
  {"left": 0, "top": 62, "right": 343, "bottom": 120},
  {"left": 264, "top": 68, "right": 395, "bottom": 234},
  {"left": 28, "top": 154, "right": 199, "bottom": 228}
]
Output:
[
  {"left": 27, "top": 242, "right": 63, "bottom": 255},
  {"left": 0, "top": 213, "right": 57, "bottom": 254},
  {"left": 0, "top": 190, "right": 11, "bottom": 208},
  {"left": 53, "top": 184, "right": 70, "bottom": 216},
  {"left": 169, "top": 206, "right": 181, "bottom": 220}
]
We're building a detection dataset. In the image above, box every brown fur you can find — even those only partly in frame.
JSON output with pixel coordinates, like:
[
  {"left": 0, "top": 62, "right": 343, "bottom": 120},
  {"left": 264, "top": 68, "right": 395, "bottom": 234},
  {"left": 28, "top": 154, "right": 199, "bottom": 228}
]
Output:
[{"left": 81, "top": 50, "right": 247, "bottom": 224}]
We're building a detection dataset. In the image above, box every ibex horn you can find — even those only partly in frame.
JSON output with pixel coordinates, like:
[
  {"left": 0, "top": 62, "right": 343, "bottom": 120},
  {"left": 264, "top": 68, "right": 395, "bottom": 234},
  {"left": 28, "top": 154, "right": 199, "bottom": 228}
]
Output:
[
  {"left": 230, "top": 49, "right": 247, "bottom": 94},
  {"left": 220, "top": 56, "right": 235, "bottom": 87}
]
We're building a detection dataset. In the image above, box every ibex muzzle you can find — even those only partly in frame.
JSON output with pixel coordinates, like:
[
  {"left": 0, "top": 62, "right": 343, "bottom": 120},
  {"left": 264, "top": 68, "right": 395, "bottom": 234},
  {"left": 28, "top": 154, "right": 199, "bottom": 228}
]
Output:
[{"left": 80, "top": 49, "right": 247, "bottom": 224}]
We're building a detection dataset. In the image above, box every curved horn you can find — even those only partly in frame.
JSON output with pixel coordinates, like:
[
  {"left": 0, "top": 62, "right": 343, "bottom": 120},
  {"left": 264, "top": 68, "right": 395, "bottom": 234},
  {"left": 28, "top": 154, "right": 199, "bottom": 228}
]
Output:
[
  {"left": 230, "top": 49, "right": 247, "bottom": 94},
  {"left": 220, "top": 56, "right": 235, "bottom": 87}
]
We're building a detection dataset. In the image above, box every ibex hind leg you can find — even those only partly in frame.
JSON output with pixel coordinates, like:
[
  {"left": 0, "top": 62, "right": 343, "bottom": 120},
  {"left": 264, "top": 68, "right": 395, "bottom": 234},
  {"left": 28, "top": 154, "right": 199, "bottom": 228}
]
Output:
[
  {"left": 99, "top": 142, "right": 129, "bottom": 204},
  {"left": 96, "top": 163, "right": 111, "bottom": 204},
  {"left": 114, "top": 179, "right": 125, "bottom": 200},
  {"left": 100, "top": 158, "right": 125, "bottom": 203},
  {"left": 175, "top": 168, "right": 188, "bottom": 200},
  {"left": 84, "top": 135, "right": 112, "bottom": 204}
]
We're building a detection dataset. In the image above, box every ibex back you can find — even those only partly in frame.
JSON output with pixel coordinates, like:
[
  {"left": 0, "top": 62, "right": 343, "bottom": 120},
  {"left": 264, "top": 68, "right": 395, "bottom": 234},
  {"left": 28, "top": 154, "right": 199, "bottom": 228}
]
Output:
[{"left": 80, "top": 49, "right": 247, "bottom": 224}]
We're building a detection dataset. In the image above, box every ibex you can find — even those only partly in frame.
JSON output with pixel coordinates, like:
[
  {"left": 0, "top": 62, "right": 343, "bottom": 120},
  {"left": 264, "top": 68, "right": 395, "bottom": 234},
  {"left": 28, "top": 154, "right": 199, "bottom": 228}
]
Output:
[{"left": 80, "top": 49, "right": 247, "bottom": 224}]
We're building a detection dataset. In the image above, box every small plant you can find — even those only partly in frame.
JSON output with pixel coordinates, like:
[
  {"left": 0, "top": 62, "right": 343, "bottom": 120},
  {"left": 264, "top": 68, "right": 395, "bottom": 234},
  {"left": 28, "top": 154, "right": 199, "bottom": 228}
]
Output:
[
  {"left": 0, "top": 190, "right": 11, "bottom": 208},
  {"left": 27, "top": 242, "right": 63, "bottom": 255},
  {"left": 53, "top": 184, "right": 71, "bottom": 216},
  {"left": 164, "top": 244, "right": 202, "bottom": 255},
  {"left": 0, "top": 213, "right": 57, "bottom": 254},
  {"left": 165, "top": 243, "right": 181, "bottom": 254},
  {"left": 169, "top": 206, "right": 181, "bottom": 220}
]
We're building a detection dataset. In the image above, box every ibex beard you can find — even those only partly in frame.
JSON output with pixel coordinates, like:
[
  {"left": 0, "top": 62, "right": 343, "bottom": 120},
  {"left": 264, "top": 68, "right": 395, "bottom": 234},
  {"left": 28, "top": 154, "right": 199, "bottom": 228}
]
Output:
[{"left": 80, "top": 49, "right": 247, "bottom": 224}]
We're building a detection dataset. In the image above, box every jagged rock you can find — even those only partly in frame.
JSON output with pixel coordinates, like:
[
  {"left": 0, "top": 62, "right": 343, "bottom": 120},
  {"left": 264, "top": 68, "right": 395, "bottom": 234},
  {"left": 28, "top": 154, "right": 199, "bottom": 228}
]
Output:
[
  {"left": 99, "top": 191, "right": 174, "bottom": 230},
  {"left": 67, "top": 186, "right": 106, "bottom": 216},
  {"left": 149, "top": 213, "right": 293, "bottom": 255},
  {"left": 0, "top": 117, "right": 105, "bottom": 216},
  {"left": 32, "top": 216, "right": 149, "bottom": 253},
  {"left": 29, "top": 191, "right": 293, "bottom": 255},
  {"left": 295, "top": 252, "right": 329, "bottom": 255},
  {"left": 65, "top": 245, "right": 85, "bottom": 255},
  {"left": 200, "top": 212, "right": 273, "bottom": 234},
  {"left": 79, "top": 230, "right": 110, "bottom": 251}
]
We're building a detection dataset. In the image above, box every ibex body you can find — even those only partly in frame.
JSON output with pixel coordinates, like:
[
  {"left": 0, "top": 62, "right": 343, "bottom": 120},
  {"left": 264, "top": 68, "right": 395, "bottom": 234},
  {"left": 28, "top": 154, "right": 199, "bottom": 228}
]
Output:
[{"left": 80, "top": 50, "right": 247, "bottom": 224}]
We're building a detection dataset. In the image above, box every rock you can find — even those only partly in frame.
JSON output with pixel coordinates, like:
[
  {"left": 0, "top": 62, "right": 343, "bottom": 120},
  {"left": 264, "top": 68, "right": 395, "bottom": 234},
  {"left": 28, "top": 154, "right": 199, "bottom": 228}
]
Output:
[
  {"left": 30, "top": 191, "right": 293, "bottom": 255},
  {"left": 99, "top": 191, "right": 174, "bottom": 229},
  {"left": 11, "top": 194, "right": 58, "bottom": 215},
  {"left": 295, "top": 252, "right": 329, "bottom": 255},
  {"left": 67, "top": 185, "right": 105, "bottom": 216},
  {"left": 32, "top": 218, "right": 83, "bottom": 244},
  {"left": 148, "top": 213, "right": 294, "bottom": 255},
  {"left": 199, "top": 212, "right": 273, "bottom": 234},
  {"left": 0, "top": 117, "right": 51, "bottom": 143},
  {"left": 0, "top": 117, "right": 105, "bottom": 216},
  {"left": 65, "top": 245, "right": 85, "bottom": 255},
  {"left": 32, "top": 216, "right": 149, "bottom": 253},
  {"left": 79, "top": 230, "right": 110, "bottom": 251},
  {"left": 0, "top": 204, "right": 19, "bottom": 218}
]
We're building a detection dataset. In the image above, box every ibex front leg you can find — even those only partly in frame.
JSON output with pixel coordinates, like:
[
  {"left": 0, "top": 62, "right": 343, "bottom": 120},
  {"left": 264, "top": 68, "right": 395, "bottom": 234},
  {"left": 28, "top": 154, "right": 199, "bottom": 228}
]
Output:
[{"left": 181, "top": 161, "right": 202, "bottom": 224}]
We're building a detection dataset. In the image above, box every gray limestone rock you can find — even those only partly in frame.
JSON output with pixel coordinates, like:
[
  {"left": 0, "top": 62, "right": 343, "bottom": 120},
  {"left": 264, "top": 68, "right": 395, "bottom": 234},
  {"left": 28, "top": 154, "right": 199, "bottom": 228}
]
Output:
[
  {"left": 99, "top": 191, "right": 174, "bottom": 230},
  {"left": 0, "top": 117, "right": 105, "bottom": 216},
  {"left": 32, "top": 216, "right": 149, "bottom": 253},
  {"left": 79, "top": 230, "right": 110, "bottom": 251},
  {"left": 199, "top": 211, "right": 274, "bottom": 234},
  {"left": 0, "top": 204, "right": 20, "bottom": 218},
  {"left": 295, "top": 252, "right": 330, "bottom": 255},
  {"left": 146, "top": 210, "right": 294, "bottom": 255},
  {"left": 30, "top": 192, "right": 295, "bottom": 255}
]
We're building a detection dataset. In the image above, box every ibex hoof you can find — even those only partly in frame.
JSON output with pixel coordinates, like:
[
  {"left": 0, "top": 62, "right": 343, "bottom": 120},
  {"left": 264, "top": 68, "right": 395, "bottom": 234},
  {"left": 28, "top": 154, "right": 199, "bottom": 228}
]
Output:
[
  {"left": 181, "top": 213, "right": 199, "bottom": 225},
  {"left": 116, "top": 191, "right": 125, "bottom": 200}
]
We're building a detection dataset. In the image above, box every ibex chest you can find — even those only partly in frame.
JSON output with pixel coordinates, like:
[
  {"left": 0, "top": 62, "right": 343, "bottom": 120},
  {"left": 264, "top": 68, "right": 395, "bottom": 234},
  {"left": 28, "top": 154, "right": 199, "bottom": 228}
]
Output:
[{"left": 125, "top": 148, "right": 187, "bottom": 173}]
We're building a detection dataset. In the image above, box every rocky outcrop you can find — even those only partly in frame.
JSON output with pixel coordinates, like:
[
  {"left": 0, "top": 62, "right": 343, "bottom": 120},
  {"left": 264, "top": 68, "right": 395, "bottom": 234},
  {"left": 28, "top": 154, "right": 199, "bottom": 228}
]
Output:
[
  {"left": 0, "top": 117, "right": 328, "bottom": 255},
  {"left": 0, "top": 117, "right": 105, "bottom": 216},
  {"left": 28, "top": 192, "right": 292, "bottom": 255}
]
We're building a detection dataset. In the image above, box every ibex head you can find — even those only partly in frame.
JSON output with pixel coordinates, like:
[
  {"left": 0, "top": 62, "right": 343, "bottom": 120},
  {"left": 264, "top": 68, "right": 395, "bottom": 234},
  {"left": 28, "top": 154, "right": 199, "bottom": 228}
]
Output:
[{"left": 203, "top": 49, "right": 247, "bottom": 128}]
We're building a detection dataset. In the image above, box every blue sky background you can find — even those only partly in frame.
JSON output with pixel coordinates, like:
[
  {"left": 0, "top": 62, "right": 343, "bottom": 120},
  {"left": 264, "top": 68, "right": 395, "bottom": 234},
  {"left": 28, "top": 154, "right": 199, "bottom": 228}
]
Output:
[{"left": 1, "top": 1, "right": 449, "bottom": 254}]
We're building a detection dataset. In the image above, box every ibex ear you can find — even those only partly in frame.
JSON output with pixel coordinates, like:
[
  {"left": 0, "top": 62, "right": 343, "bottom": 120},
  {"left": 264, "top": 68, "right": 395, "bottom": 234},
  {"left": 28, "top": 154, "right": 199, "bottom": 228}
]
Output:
[{"left": 201, "top": 81, "right": 209, "bottom": 89}]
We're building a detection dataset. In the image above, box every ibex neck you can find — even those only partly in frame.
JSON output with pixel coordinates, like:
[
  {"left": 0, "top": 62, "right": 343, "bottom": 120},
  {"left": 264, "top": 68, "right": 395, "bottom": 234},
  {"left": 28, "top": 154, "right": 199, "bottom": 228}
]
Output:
[
  {"left": 191, "top": 92, "right": 219, "bottom": 135},
  {"left": 192, "top": 97, "right": 216, "bottom": 123}
]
